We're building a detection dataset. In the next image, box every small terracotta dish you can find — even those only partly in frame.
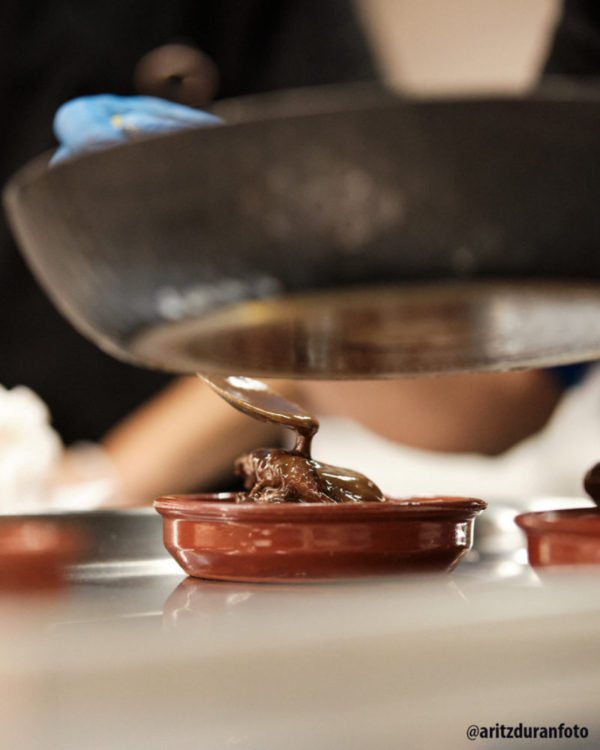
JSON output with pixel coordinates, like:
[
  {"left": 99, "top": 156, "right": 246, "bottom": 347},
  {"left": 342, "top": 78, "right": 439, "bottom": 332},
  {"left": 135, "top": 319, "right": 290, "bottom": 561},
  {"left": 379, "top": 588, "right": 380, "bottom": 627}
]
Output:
[
  {"left": 154, "top": 494, "right": 486, "bottom": 582},
  {"left": 515, "top": 508, "right": 600, "bottom": 568},
  {"left": 0, "top": 520, "right": 83, "bottom": 592}
]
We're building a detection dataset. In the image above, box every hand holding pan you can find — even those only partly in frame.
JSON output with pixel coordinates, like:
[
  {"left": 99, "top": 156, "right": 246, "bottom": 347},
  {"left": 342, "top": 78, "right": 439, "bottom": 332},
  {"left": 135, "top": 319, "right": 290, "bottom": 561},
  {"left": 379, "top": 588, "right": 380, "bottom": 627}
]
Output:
[{"left": 50, "top": 94, "right": 221, "bottom": 164}]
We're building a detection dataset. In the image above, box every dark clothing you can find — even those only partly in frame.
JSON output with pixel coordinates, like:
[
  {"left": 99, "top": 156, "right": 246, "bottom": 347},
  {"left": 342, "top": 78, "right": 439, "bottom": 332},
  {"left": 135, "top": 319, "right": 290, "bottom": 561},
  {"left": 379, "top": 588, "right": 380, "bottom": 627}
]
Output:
[
  {"left": 544, "top": 0, "right": 600, "bottom": 76},
  {"left": 543, "top": 0, "right": 600, "bottom": 389},
  {"left": 1, "top": 1, "right": 376, "bottom": 443}
]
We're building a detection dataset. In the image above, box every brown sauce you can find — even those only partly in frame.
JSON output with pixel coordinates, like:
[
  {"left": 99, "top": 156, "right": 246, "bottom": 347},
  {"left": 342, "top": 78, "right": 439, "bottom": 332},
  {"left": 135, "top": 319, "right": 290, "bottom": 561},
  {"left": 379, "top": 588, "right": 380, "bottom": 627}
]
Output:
[
  {"left": 235, "top": 448, "right": 383, "bottom": 504},
  {"left": 202, "top": 374, "right": 384, "bottom": 504}
]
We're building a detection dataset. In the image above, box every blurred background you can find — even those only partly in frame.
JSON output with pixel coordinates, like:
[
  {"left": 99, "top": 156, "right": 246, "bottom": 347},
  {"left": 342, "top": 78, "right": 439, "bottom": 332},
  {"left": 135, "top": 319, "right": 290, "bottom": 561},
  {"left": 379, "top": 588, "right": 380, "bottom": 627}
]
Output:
[{"left": 357, "top": 0, "right": 559, "bottom": 94}]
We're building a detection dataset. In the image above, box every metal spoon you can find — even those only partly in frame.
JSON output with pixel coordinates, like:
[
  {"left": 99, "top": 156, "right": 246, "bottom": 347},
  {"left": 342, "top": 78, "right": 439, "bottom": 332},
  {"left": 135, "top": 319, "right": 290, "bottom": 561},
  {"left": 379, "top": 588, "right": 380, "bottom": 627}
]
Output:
[{"left": 199, "top": 374, "right": 318, "bottom": 457}]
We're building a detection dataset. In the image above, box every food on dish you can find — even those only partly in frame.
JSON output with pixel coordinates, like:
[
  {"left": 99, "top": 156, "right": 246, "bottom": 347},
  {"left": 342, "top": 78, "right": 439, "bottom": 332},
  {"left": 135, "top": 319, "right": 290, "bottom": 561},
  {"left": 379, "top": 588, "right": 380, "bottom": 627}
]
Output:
[
  {"left": 202, "top": 374, "right": 384, "bottom": 504},
  {"left": 235, "top": 448, "right": 384, "bottom": 504}
]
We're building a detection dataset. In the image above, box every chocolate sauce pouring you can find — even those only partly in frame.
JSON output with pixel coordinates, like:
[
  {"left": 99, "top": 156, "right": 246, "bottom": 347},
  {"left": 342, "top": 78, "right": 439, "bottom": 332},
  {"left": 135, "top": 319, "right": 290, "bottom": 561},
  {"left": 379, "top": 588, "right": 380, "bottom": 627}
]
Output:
[
  {"left": 200, "top": 374, "right": 384, "bottom": 504},
  {"left": 200, "top": 374, "right": 318, "bottom": 456}
]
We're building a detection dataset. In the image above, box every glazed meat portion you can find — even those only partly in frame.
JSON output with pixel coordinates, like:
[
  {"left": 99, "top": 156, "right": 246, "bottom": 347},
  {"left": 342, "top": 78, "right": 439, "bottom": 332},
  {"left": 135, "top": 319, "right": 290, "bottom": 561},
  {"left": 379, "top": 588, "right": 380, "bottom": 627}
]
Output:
[{"left": 235, "top": 448, "right": 384, "bottom": 504}]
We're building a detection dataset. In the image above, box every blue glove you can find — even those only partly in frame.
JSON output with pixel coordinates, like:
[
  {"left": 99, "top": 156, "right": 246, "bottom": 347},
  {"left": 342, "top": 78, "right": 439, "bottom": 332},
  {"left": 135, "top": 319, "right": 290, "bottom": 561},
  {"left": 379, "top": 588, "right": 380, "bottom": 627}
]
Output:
[{"left": 51, "top": 94, "right": 222, "bottom": 164}]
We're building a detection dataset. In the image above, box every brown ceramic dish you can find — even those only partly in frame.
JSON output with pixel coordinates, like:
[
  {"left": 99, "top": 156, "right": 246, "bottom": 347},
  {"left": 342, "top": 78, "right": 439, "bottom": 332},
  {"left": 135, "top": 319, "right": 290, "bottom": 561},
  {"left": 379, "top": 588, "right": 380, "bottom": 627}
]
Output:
[
  {"left": 154, "top": 494, "right": 486, "bottom": 582},
  {"left": 0, "top": 520, "right": 83, "bottom": 592},
  {"left": 515, "top": 508, "right": 600, "bottom": 568}
]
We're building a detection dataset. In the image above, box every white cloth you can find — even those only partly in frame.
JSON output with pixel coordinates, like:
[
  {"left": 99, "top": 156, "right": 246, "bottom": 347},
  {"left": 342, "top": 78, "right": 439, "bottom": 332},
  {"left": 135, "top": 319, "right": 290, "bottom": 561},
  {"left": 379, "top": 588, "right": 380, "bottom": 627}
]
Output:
[
  {"left": 0, "top": 384, "right": 121, "bottom": 513},
  {"left": 0, "top": 384, "right": 62, "bottom": 512},
  {"left": 311, "top": 365, "right": 600, "bottom": 502}
]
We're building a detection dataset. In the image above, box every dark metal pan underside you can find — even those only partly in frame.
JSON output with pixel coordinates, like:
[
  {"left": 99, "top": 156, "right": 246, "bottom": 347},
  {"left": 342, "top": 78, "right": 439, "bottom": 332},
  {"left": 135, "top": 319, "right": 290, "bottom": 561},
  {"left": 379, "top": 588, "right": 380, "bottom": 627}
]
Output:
[{"left": 5, "top": 85, "right": 600, "bottom": 377}]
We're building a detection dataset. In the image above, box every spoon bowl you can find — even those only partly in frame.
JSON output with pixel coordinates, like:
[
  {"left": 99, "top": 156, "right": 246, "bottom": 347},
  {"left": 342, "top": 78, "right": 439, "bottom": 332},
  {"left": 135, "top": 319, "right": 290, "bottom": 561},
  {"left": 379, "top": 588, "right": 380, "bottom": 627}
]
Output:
[{"left": 201, "top": 374, "right": 317, "bottom": 455}]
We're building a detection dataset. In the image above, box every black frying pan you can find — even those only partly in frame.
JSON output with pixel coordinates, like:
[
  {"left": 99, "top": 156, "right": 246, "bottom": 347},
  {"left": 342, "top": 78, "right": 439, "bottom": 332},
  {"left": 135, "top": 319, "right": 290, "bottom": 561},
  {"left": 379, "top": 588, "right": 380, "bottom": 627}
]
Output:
[{"left": 5, "top": 84, "right": 600, "bottom": 377}]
